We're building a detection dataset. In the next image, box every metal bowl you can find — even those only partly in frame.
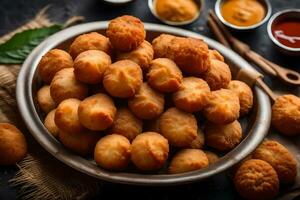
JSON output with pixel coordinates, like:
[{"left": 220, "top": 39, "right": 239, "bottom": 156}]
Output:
[
  {"left": 215, "top": 0, "right": 272, "bottom": 31},
  {"left": 148, "top": 0, "right": 204, "bottom": 26},
  {"left": 102, "top": 0, "right": 134, "bottom": 5},
  {"left": 16, "top": 22, "right": 271, "bottom": 186},
  {"left": 267, "top": 9, "right": 300, "bottom": 56}
]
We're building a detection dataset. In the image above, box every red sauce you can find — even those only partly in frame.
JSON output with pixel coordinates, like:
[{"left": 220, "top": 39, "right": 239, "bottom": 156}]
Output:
[{"left": 272, "top": 21, "right": 300, "bottom": 48}]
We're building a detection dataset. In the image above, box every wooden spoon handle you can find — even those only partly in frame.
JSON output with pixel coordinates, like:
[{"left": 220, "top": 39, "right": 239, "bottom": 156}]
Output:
[
  {"left": 245, "top": 51, "right": 277, "bottom": 76},
  {"left": 256, "top": 78, "right": 277, "bottom": 102}
]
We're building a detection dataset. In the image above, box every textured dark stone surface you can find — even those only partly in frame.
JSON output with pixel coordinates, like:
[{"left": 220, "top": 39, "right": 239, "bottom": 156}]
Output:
[{"left": 0, "top": 0, "right": 299, "bottom": 199}]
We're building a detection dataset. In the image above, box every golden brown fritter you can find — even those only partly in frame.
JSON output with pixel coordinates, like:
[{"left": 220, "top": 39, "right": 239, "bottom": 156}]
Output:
[
  {"left": 55, "top": 98, "right": 84, "bottom": 134},
  {"left": 203, "top": 89, "right": 240, "bottom": 124},
  {"left": 209, "top": 49, "right": 224, "bottom": 62},
  {"left": 203, "top": 59, "right": 232, "bottom": 91},
  {"left": 131, "top": 132, "right": 169, "bottom": 171},
  {"left": 38, "top": 49, "right": 73, "bottom": 84},
  {"left": 128, "top": 83, "right": 164, "bottom": 119},
  {"left": 205, "top": 120, "right": 242, "bottom": 151},
  {"left": 172, "top": 77, "right": 210, "bottom": 113},
  {"left": 147, "top": 58, "right": 183, "bottom": 93},
  {"left": 204, "top": 151, "right": 219, "bottom": 165},
  {"left": 252, "top": 140, "right": 297, "bottom": 184},
  {"left": 172, "top": 37, "right": 210, "bottom": 75},
  {"left": 271, "top": 95, "right": 300, "bottom": 136},
  {"left": 106, "top": 15, "right": 146, "bottom": 51},
  {"left": 0, "top": 123, "right": 27, "bottom": 165},
  {"left": 152, "top": 34, "right": 210, "bottom": 76},
  {"left": 169, "top": 149, "right": 209, "bottom": 174},
  {"left": 59, "top": 130, "right": 101, "bottom": 156},
  {"left": 50, "top": 68, "right": 88, "bottom": 104},
  {"left": 69, "top": 32, "right": 112, "bottom": 58},
  {"left": 44, "top": 109, "right": 59, "bottom": 138},
  {"left": 78, "top": 93, "right": 116, "bottom": 131},
  {"left": 103, "top": 60, "right": 143, "bottom": 98},
  {"left": 94, "top": 134, "right": 131, "bottom": 170},
  {"left": 227, "top": 80, "right": 253, "bottom": 116},
  {"left": 234, "top": 159, "right": 279, "bottom": 200},
  {"left": 108, "top": 107, "right": 143, "bottom": 141},
  {"left": 37, "top": 85, "right": 56, "bottom": 113},
  {"left": 159, "top": 107, "right": 197, "bottom": 147},
  {"left": 73, "top": 50, "right": 111, "bottom": 84},
  {"left": 116, "top": 40, "right": 154, "bottom": 71},
  {"left": 152, "top": 34, "right": 175, "bottom": 58},
  {"left": 190, "top": 129, "right": 205, "bottom": 149}
]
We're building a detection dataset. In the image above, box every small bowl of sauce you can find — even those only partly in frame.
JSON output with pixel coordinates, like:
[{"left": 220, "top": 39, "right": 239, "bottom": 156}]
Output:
[
  {"left": 148, "top": 0, "right": 204, "bottom": 26},
  {"left": 268, "top": 9, "right": 300, "bottom": 56},
  {"left": 215, "top": 0, "right": 272, "bottom": 30}
]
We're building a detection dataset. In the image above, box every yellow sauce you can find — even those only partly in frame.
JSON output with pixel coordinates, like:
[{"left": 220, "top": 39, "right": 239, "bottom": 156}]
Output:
[
  {"left": 221, "top": 0, "right": 266, "bottom": 27},
  {"left": 155, "top": 0, "right": 199, "bottom": 22}
]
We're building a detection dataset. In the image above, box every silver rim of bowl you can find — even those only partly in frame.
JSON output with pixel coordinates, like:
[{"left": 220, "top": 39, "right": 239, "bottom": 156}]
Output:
[
  {"left": 16, "top": 22, "right": 271, "bottom": 186},
  {"left": 267, "top": 9, "right": 300, "bottom": 52},
  {"left": 215, "top": 0, "right": 272, "bottom": 30}
]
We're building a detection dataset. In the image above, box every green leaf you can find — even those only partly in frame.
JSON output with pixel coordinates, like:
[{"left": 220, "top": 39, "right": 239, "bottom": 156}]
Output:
[{"left": 0, "top": 24, "right": 62, "bottom": 64}]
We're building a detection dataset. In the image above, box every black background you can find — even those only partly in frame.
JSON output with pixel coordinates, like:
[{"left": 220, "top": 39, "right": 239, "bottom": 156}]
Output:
[{"left": 0, "top": 0, "right": 299, "bottom": 199}]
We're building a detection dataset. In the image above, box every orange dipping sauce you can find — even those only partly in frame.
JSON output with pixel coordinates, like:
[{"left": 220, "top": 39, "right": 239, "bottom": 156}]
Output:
[
  {"left": 272, "top": 21, "right": 300, "bottom": 49},
  {"left": 221, "top": 0, "right": 266, "bottom": 27}
]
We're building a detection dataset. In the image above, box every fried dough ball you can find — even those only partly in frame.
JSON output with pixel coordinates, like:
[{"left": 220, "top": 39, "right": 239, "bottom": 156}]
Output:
[
  {"left": 204, "top": 151, "right": 219, "bottom": 165},
  {"left": 73, "top": 50, "right": 111, "bottom": 84},
  {"left": 108, "top": 107, "right": 143, "bottom": 141},
  {"left": 203, "top": 89, "right": 240, "bottom": 124},
  {"left": 190, "top": 129, "right": 205, "bottom": 149},
  {"left": 59, "top": 130, "right": 100, "bottom": 156},
  {"left": 55, "top": 98, "right": 84, "bottom": 134},
  {"left": 203, "top": 59, "right": 231, "bottom": 90},
  {"left": 69, "top": 32, "right": 112, "bottom": 58},
  {"left": 169, "top": 149, "right": 209, "bottom": 174},
  {"left": 0, "top": 123, "right": 27, "bottom": 165},
  {"left": 252, "top": 140, "right": 297, "bottom": 183},
  {"left": 103, "top": 60, "right": 143, "bottom": 98},
  {"left": 38, "top": 49, "right": 73, "bottom": 84},
  {"left": 234, "top": 159, "right": 279, "bottom": 200},
  {"left": 147, "top": 58, "right": 183, "bottom": 93},
  {"left": 271, "top": 95, "right": 300, "bottom": 136},
  {"left": 227, "top": 80, "right": 253, "bottom": 116},
  {"left": 131, "top": 132, "right": 169, "bottom": 171},
  {"left": 209, "top": 49, "right": 224, "bottom": 62},
  {"left": 107, "top": 15, "right": 146, "bottom": 51},
  {"left": 205, "top": 120, "right": 242, "bottom": 151},
  {"left": 94, "top": 134, "right": 131, "bottom": 170},
  {"left": 159, "top": 107, "right": 197, "bottom": 147},
  {"left": 172, "top": 77, "right": 210, "bottom": 113},
  {"left": 50, "top": 68, "right": 88, "bottom": 104},
  {"left": 37, "top": 85, "right": 56, "bottom": 113},
  {"left": 44, "top": 109, "right": 59, "bottom": 137},
  {"left": 78, "top": 93, "right": 116, "bottom": 131},
  {"left": 152, "top": 34, "right": 175, "bottom": 58},
  {"left": 116, "top": 40, "right": 154, "bottom": 71},
  {"left": 128, "top": 83, "right": 164, "bottom": 119},
  {"left": 152, "top": 34, "right": 210, "bottom": 75}
]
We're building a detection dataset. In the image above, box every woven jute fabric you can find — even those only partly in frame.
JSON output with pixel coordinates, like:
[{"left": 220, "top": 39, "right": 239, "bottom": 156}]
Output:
[{"left": 0, "top": 8, "right": 101, "bottom": 200}]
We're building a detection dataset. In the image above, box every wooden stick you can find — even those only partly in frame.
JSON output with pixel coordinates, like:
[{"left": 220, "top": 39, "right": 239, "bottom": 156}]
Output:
[
  {"left": 256, "top": 78, "right": 277, "bottom": 102},
  {"left": 207, "top": 16, "right": 231, "bottom": 48}
]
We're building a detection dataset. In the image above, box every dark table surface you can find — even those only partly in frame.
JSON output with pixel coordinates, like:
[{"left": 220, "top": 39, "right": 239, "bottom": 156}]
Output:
[{"left": 0, "top": 0, "right": 299, "bottom": 199}]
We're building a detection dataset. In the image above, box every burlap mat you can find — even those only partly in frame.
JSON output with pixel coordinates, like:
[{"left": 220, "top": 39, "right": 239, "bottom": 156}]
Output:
[
  {"left": 1, "top": 7, "right": 299, "bottom": 200},
  {"left": 0, "top": 8, "right": 101, "bottom": 200}
]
